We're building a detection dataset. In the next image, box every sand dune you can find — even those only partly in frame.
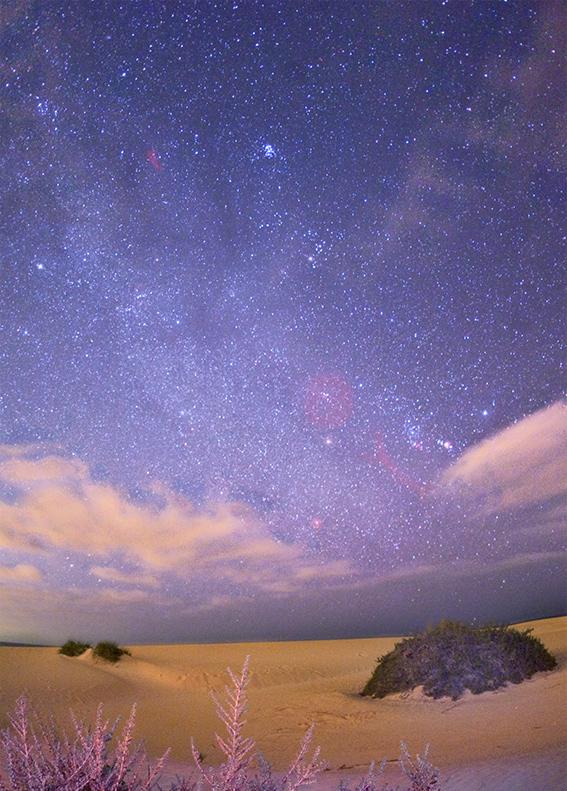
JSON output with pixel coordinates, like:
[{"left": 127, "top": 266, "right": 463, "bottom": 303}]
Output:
[{"left": 0, "top": 616, "right": 565, "bottom": 788}]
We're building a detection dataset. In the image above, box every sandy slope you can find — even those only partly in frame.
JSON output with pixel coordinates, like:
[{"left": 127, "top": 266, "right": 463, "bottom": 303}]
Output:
[{"left": 0, "top": 616, "right": 565, "bottom": 789}]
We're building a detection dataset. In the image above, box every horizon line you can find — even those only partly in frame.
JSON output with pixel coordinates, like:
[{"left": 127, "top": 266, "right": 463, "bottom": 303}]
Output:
[{"left": 2, "top": 611, "right": 565, "bottom": 649}]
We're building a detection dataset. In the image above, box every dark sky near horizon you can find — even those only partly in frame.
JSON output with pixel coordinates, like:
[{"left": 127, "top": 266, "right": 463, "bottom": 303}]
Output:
[{"left": 0, "top": 1, "right": 565, "bottom": 644}]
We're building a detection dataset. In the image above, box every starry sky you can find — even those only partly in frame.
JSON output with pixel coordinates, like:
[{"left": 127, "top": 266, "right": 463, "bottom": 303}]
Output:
[{"left": 1, "top": 1, "right": 565, "bottom": 645}]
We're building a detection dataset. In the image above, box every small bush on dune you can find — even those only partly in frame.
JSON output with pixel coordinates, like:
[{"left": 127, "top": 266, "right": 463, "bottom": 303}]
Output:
[
  {"left": 361, "top": 620, "right": 557, "bottom": 701},
  {"left": 0, "top": 657, "right": 440, "bottom": 791},
  {"left": 93, "top": 641, "right": 132, "bottom": 663},
  {"left": 58, "top": 640, "right": 90, "bottom": 657}
]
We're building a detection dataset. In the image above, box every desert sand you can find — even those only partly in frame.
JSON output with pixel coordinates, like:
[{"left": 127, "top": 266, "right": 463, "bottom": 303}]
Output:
[{"left": 0, "top": 616, "right": 565, "bottom": 789}]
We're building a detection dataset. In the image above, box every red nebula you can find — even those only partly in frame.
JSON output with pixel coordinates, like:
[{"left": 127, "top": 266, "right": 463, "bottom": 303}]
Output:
[
  {"left": 146, "top": 148, "right": 162, "bottom": 171},
  {"left": 365, "top": 431, "right": 430, "bottom": 498},
  {"left": 304, "top": 373, "right": 353, "bottom": 429}
]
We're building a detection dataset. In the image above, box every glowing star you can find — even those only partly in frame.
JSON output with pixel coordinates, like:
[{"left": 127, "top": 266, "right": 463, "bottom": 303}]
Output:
[
  {"left": 311, "top": 517, "right": 323, "bottom": 530},
  {"left": 324, "top": 436, "right": 333, "bottom": 446}
]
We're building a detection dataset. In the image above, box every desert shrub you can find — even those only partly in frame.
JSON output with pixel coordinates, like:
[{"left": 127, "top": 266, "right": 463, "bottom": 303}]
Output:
[
  {"left": 0, "top": 657, "right": 441, "bottom": 790},
  {"left": 0, "top": 696, "right": 168, "bottom": 791},
  {"left": 361, "top": 620, "right": 557, "bottom": 701},
  {"left": 93, "top": 641, "right": 132, "bottom": 663},
  {"left": 58, "top": 639, "right": 90, "bottom": 657}
]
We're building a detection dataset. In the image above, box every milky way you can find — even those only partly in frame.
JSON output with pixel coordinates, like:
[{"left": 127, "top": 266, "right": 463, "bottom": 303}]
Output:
[{"left": 1, "top": 1, "right": 565, "bottom": 643}]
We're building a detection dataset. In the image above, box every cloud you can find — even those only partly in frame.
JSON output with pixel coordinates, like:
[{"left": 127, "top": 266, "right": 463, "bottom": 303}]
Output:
[
  {"left": 426, "top": 551, "right": 566, "bottom": 581},
  {"left": 0, "top": 583, "right": 183, "bottom": 643},
  {"left": 0, "top": 563, "right": 42, "bottom": 583},
  {"left": 0, "top": 447, "right": 269, "bottom": 569},
  {"left": 0, "top": 453, "right": 87, "bottom": 486},
  {"left": 97, "top": 588, "right": 153, "bottom": 604},
  {"left": 293, "top": 559, "right": 352, "bottom": 582},
  {"left": 89, "top": 566, "right": 160, "bottom": 589},
  {"left": 1, "top": 408, "right": 563, "bottom": 644},
  {"left": 0, "top": 444, "right": 354, "bottom": 600},
  {"left": 441, "top": 2, "right": 567, "bottom": 173},
  {"left": 441, "top": 401, "right": 567, "bottom": 514},
  {"left": 489, "top": 550, "right": 565, "bottom": 573},
  {"left": 0, "top": 443, "right": 50, "bottom": 459}
]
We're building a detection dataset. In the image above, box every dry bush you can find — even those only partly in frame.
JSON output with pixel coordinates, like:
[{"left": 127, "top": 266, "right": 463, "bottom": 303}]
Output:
[{"left": 361, "top": 620, "right": 556, "bottom": 700}]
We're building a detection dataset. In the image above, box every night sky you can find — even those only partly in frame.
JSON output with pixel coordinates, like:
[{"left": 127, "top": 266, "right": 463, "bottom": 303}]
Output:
[{"left": 1, "top": 1, "right": 565, "bottom": 645}]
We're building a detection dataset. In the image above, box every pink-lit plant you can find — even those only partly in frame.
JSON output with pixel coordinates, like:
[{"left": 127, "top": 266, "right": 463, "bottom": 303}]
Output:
[
  {"left": 191, "top": 656, "right": 325, "bottom": 791},
  {"left": 0, "top": 695, "right": 168, "bottom": 791},
  {"left": 0, "top": 656, "right": 440, "bottom": 791}
]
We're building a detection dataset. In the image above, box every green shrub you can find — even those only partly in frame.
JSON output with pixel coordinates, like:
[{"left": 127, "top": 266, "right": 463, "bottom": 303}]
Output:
[
  {"left": 92, "top": 641, "right": 131, "bottom": 663},
  {"left": 361, "top": 620, "right": 557, "bottom": 701},
  {"left": 58, "top": 640, "right": 90, "bottom": 657}
]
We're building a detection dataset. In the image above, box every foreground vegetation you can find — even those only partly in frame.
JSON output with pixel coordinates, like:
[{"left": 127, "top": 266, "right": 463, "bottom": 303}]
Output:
[
  {"left": 59, "top": 639, "right": 131, "bottom": 663},
  {"left": 361, "top": 620, "right": 557, "bottom": 700},
  {"left": 0, "top": 657, "right": 440, "bottom": 790},
  {"left": 92, "top": 640, "right": 132, "bottom": 663},
  {"left": 58, "top": 640, "right": 90, "bottom": 657}
]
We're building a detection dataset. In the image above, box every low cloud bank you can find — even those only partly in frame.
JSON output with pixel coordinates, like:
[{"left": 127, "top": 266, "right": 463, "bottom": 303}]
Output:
[{"left": 0, "top": 403, "right": 565, "bottom": 642}]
